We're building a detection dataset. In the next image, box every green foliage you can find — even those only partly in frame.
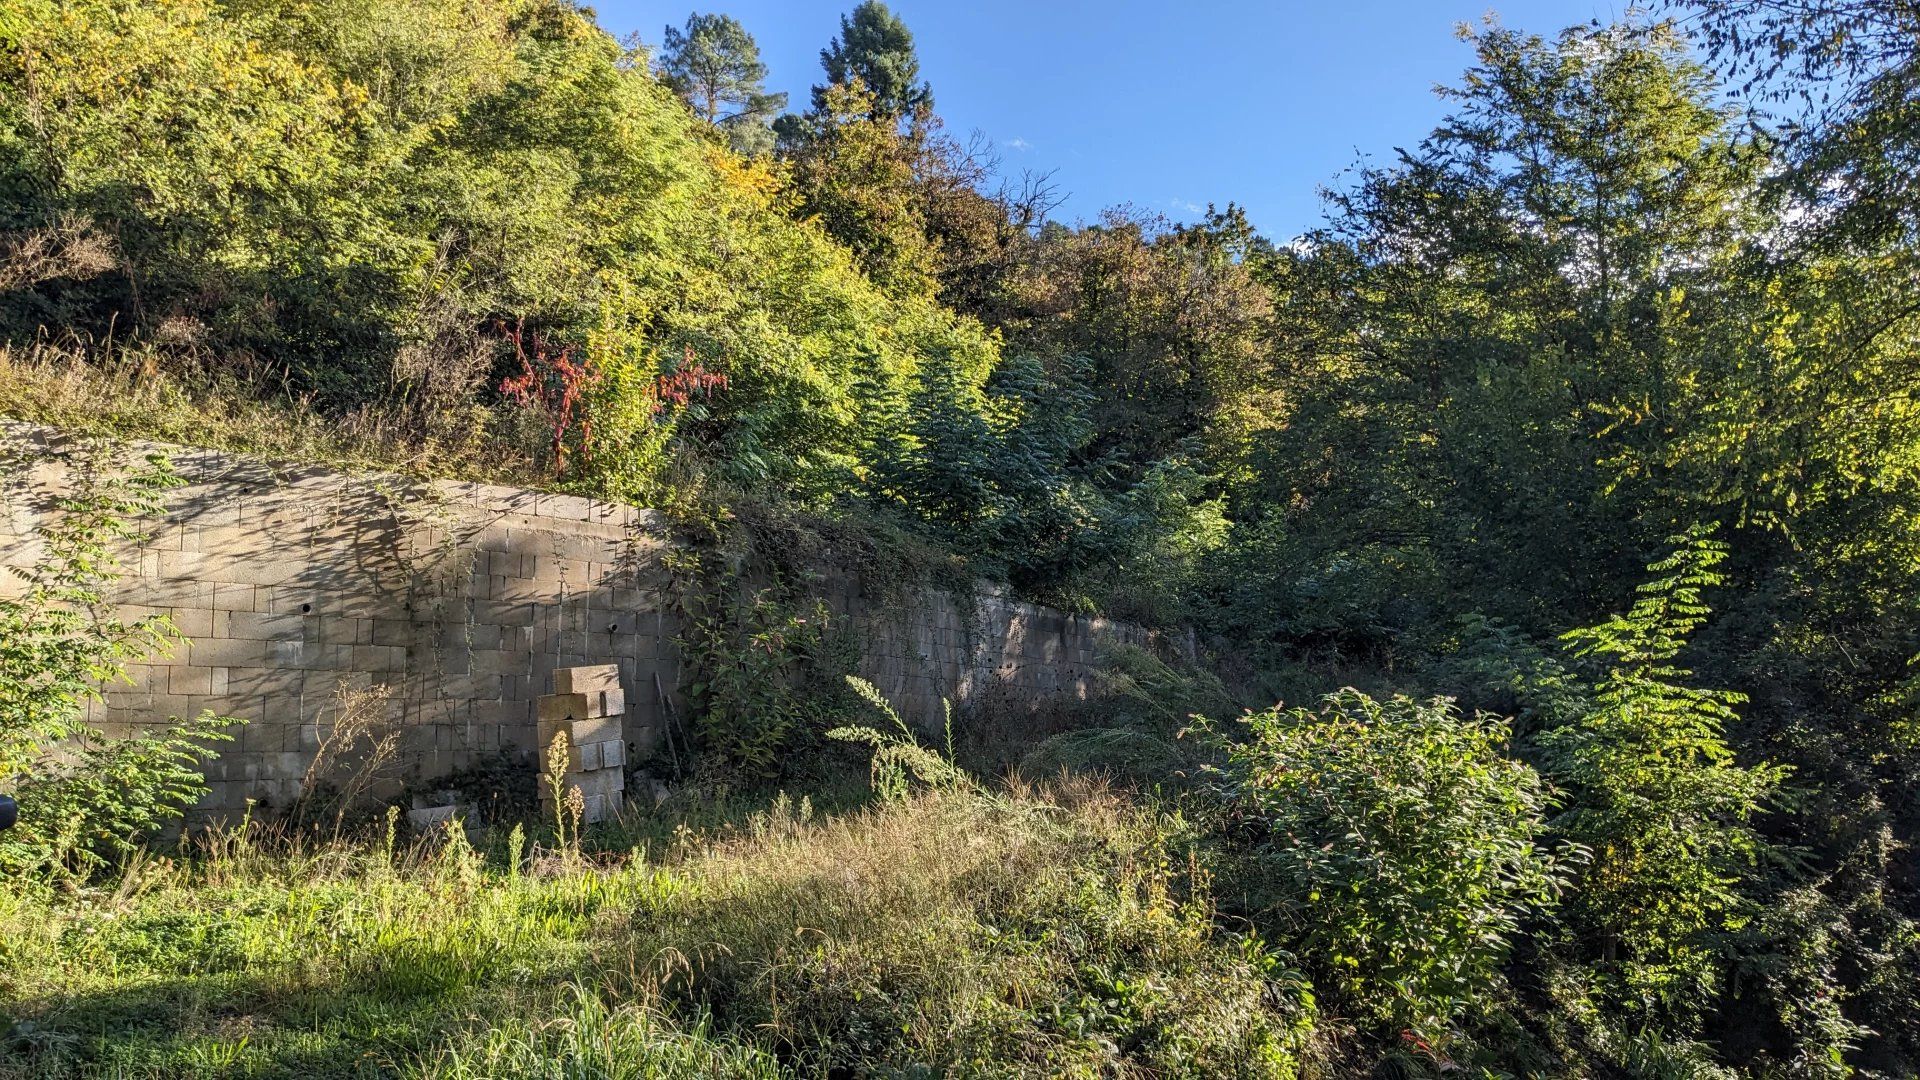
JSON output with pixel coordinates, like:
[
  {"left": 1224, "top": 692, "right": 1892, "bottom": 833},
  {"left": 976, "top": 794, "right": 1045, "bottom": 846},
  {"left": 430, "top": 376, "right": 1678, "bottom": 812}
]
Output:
[
  {"left": 1540, "top": 525, "right": 1788, "bottom": 1024},
  {"left": 0, "top": 444, "right": 238, "bottom": 880},
  {"left": 775, "top": 79, "right": 946, "bottom": 299},
  {"left": 1422, "top": 614, "right": 1590, "bottom": 731},
  {"left": 0, "top": 0, "right": 1231, "bottom": 613},
  {"left": 997, "top": 206, "right": 1277, "bottom": 474},
  {"left": 0, "top": 0, "right": 1002, "bottom": 507},
  {"left": 1202, "top": 689, "right": 1563, "bottom": 1040},
  {"left": 1021, "top": 644, "right": 1235, "bottom": 783},
  {"left": 665, "top": 546, "right": 856, "bottom": 784},
  {"left": 5, "top": 1, "right": 1920, "bottom": 1070},
  {"left": 872, "top": 354, "right": 1229, "bottom": 619},
  {"left": 1215, "top": 20, "right": 1762, "bottom": 648},
  {"left": 1196, "top": 14, "right": 1920, "bottom": 1071}
]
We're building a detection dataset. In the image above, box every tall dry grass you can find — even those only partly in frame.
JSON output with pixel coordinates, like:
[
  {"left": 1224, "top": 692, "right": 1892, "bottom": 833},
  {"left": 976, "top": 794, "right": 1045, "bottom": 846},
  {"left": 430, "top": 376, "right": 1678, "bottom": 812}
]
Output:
[
  {"left": 0, "top": 339, "right": 545, "bottom": 486},
  {"left": 0, "top": 779, "right": 1314, "bottom": 1078}
]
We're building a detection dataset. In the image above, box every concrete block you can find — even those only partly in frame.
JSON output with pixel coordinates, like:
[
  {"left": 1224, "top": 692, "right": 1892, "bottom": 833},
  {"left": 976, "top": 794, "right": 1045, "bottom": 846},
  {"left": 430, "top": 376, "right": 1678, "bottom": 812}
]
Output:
[
  {"left": 169, "top": 607, "right": 215, "bottom": 639},
  {"left": 494, "top": 626, "right": 533, "bottom": 655},
  {"left": 486, "top": 574, "right": 556, "bottom": 604},
  {"left": 212, "top": 583, "right": 259, "bottom": 611},
  {"left": 226, "top": 610, "right": 305, "bottom": 641},
  {"left": 532, "top": 557, "right": 593, "bottom": 584},
  {"left": 468, "top": 699, "right": 521, "bottom": 727},
  {"left": 154, "top": 550, "right": 210, "bottom": 579},
  {"left": 352, "top": 644, "right": 406, "bottom": 672},
  {"left": 475, "top": 600, "right": 536, "bottom": 627},
  {"left": 227, "top": 666, "right": 305, "bottom": 696},
  {"left": 470, "top": 523, "right": 514, "bottom": 553},
  {"left": 538, "top": 493, "right": 595, "bottom": 521},
  {"left": 554, "top": 664, "right": 620, "bottom": 696},
  {"left": 267, "top": 639, "right": 307, "bottom": 667},
  {"left": 468, "top": 649, "right": 529, "bottom": 678},
  {"left": 572, "top": 767, "right": 624, "bottom": 798},
  {"left": 168, "top": 666, "right": 214, "bottom": 696},
  {"left": 194, "top": 552, "right": 291, "bottom": 587},
  {"left": 579, "top": 790, "right": 622, "bottom": 824},
  {"left": 598, "top": 740, "right": 626, "bottom": 769},
  {"left": 569, "top": 740, "right": 601, "bottom": 772},
  {"left": 123, "top": 578, "right": 217, "bottom": 608},
  {"left": 500, "top": 673, "right": 534, "bottom": 701},
  {"left": 538, "top": 714, "right": 621, "bottom": 749},
  {"left": 318, "top": 618, "right": 371, "bottom": 646},
  {"left": 537, "top": 693, "right": 592, "bottom": 724},
  {"left": 190, "top": 638, "right": 266, "bottom": 667}
]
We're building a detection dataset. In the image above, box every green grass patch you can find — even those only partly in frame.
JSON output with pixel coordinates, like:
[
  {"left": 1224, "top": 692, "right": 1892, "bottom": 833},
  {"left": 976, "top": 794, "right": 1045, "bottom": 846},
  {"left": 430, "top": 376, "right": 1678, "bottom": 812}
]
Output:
[{"left": 1, "top": 782, "right": 1314, "bottom": 1078}]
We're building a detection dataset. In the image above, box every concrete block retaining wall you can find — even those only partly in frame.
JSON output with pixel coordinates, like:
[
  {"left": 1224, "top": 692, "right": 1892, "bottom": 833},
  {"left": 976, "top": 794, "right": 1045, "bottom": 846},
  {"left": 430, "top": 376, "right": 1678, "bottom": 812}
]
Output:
[{"left": 0, "top": 423, "right": 1147, "bottom": 811}]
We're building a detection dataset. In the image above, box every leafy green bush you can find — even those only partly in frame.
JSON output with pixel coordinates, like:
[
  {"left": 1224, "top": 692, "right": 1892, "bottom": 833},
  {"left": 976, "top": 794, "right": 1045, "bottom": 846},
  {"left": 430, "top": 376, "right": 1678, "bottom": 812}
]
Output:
[
  {"left": 1202, "top": 689, "right": 1563, "bottom": 1039},
  {"left": 0, "top": 443, "right": 238, "bottom": 881},
  {"left": 664, "top": 546, "right": 858, "bottom": 784}
]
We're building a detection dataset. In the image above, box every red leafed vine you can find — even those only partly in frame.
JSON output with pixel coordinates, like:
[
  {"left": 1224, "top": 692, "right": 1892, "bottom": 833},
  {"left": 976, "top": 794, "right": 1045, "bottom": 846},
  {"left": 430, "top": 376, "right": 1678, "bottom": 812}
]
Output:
[
  {"left": 497, "top": 319, "right": 600, "bottom": 475},
  {"left": 650, "top": 345, "right": 730, "bottom": 415}
]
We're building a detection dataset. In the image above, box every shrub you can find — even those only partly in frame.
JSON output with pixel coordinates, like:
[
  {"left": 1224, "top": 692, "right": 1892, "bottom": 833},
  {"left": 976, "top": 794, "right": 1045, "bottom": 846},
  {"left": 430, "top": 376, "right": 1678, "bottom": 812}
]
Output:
[
  {"left": 666, "top": 545, "right": 857, "bottom": 783},
  {"left": 0, "top": 441, "right": 238, "bottom": 881},
  {"left": 1019, "top": 644, "right": 1235, "bottom": 784},
  {"left": 1203, "top": 688, "right": 1563, "bottom": 1039}
]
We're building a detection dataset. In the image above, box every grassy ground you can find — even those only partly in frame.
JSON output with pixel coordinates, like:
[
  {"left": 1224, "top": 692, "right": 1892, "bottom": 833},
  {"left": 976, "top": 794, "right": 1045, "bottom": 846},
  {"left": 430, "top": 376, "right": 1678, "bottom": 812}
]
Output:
[{"left": 0, "top": 779, "right": 1315, "bottom": 1079}]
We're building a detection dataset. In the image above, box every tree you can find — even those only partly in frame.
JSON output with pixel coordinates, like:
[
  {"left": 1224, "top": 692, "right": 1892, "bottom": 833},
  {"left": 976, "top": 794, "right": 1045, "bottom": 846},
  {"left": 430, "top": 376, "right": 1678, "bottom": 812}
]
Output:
[
  {"left": 813, "top": 1, "right": 931, "bottom": 120},
  {"left": 1675, "top": 0, "right": 1920, "bottom": 250},
  {"left": 1542, "top": 526, "right": 1786, "bottom": 1027},
  {"left": 995, "top": 205, "right": 1276, "bottom": 473},
  {"left": 1209, "top": 21, "right": 1765, "bottom": 652},
  {"left": 656, "top": 12, "right": 786, "bottom": 156},
  {"left": 775, "top": 80, "right": 942, "bottom": 298}
]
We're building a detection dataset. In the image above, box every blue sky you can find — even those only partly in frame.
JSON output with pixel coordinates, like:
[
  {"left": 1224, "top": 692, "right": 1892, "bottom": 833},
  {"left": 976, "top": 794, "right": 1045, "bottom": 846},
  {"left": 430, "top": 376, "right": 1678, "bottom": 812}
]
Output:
[{"left": 596, "top": 1, "right": 1631, "bottom": 241}]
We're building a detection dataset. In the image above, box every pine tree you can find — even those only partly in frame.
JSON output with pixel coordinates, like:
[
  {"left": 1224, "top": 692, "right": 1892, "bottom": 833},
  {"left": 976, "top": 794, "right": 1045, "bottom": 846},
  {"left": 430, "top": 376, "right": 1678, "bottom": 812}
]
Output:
[
  {"left": 813, "top": 1, "right": 931, "bottom": 120},
  {"left": 657, "top": 12, "right": 786, "bottom": 155}
]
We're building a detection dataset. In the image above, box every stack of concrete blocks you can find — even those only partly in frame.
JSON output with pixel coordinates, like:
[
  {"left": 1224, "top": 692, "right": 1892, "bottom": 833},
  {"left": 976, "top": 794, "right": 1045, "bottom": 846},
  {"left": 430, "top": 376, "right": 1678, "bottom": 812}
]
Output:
[{"left": 536, "top": 664, "right": 627, "bottom": 824}]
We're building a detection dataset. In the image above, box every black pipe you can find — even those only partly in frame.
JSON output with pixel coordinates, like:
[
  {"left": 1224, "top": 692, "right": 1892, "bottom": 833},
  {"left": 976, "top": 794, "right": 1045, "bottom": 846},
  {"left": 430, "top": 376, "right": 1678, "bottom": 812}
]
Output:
[{"left": 0, "top": 794, "right": 15, "bottom": 832}]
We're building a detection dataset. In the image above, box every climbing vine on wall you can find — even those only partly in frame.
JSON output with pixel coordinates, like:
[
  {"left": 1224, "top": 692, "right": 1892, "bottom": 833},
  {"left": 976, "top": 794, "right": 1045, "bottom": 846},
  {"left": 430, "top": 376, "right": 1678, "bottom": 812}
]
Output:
[{"left": 662, "top": 523, "right": 858, "bottom": 784}]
